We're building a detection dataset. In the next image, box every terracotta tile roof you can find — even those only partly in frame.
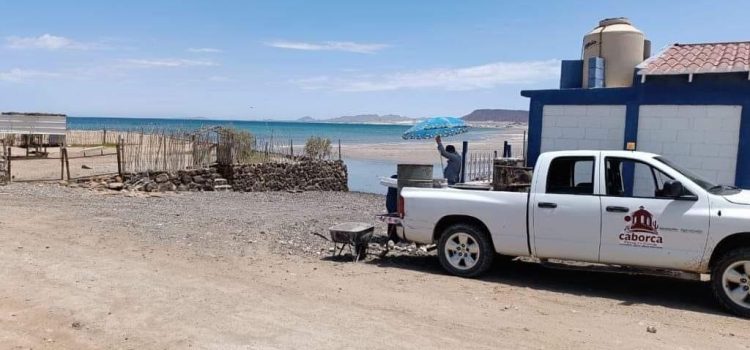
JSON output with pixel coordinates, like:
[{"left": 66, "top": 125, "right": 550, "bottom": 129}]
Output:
[{"left": 637, "top": 42, "right": 750, "bottom": 75}]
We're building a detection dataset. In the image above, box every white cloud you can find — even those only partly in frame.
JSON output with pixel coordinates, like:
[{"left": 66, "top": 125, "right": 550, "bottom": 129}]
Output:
[
  {"left": 0, "top": 68, "right": 61, "bottom": 82},
  {"left": 265, "top": 40, "right": 388, "bottom": 54},
  {"left": 6, "top": 34, "right": 93, "bottom": 50},
  {"left": 294, "top": 60, "right": 560, "bottom": 91},
  {"left": 123, "top": 58, "right": 218, "bottom": 68},
  {"left": 188, "top": 47, "right": 223, "bottom": 53}
]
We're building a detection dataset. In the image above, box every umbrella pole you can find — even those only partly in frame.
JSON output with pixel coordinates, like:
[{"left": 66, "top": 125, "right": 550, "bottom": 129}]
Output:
[{"left": 438, "top": 150, "right": 444, "bottom": 173}]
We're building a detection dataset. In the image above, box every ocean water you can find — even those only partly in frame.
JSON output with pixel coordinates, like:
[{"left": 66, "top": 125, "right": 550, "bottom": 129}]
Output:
[
  {"left": 68, "top": 116, "right": 509, "bottom": 194},
  {"left": 344, "top": 158, "right": 444, "bottom": 195},
  {"left": 68, "top": 116, "right": 497, "bottom": 145}
]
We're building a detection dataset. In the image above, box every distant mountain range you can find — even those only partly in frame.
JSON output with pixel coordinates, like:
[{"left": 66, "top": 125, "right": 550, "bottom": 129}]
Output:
[
  {"left": 461, "top": 109, "right": 528, "bottom": 123},
  {"left": 296, "top": 114, "right": 414, "bottom": 124},
  {"left": 296, "top": 109, "right": 528, "bottom": 124}
]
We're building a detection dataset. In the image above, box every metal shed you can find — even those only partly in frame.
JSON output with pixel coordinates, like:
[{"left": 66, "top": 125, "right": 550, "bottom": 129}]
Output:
[{"left": 0, "top": 112, "right": 67, "bottom": 155}]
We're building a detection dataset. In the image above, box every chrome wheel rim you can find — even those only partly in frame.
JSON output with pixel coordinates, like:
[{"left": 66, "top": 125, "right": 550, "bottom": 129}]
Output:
[
  {"left": 444, "top": 232, "right": 480, "bottom": 270},
  {"left": 722, "top": 260, "right": 750, "bottom": 309}
]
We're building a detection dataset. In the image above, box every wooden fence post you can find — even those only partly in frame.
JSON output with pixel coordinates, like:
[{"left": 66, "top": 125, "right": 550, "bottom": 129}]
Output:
[
  {"left": 6, "top": 147, "right": 11, "bottom": 182},
  {"left": 163, "top": 137, "right": 167, "bottom": 171},
  {"left": 60, "top": 148, "right": 65, "bottom": 180},
  {"left": 338, "top": 139, "right": 341, "bottom": 161},
  {"left": 120, "top": 137, "right": 125, "bottom": 175},
  {"left": 290, "top": 138, "right": 293, "bottom": 157},
  {"left": 63, "top": 147, "right": 71, "bottom": 180},
  {"left": 116, "top": 138, "right": 122, "bottom": 178}
]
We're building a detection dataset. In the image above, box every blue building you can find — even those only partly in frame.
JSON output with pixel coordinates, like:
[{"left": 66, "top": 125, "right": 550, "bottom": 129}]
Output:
[{"left": 522, "top": 38, "right": 750, "bottom": 188}]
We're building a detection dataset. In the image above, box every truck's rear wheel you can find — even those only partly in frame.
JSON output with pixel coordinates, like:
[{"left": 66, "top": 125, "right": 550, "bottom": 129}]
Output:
[
  {"left": 437, "top": 224, "right": 494, "bottom": 278},
  {"left": 711, "top": 248, "right": 750, "bottom": 318}
]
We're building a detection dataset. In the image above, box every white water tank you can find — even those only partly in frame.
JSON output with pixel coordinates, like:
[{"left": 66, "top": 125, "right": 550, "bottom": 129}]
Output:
[{"left": 582, "top": 18, "right": 645, "bottom": 88}]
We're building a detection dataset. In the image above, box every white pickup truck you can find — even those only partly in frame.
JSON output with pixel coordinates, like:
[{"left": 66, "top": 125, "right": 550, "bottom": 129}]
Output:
[{"left": 399, "top": 150, "right": 750, "bottom": 317}]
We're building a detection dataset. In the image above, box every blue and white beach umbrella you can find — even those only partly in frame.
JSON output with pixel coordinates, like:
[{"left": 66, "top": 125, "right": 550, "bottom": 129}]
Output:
[{"left": 402, "top": 116, "right": 468, "bottom": 140}]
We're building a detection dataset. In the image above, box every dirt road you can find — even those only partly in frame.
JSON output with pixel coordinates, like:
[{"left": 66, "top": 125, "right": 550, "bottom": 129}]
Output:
[{"left": 0, "top": 185, "right": 747, "bottom": 349}]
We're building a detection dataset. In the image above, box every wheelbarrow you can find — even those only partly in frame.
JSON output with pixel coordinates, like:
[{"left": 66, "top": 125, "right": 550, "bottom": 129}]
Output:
[{"left": 329, "top": 222, "right": 374, "bottom": 262}]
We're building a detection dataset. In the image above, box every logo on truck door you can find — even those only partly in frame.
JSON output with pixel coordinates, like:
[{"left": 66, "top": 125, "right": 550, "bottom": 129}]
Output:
[{"left": 619, "top": 206, "right": 663, "bottom": 248}]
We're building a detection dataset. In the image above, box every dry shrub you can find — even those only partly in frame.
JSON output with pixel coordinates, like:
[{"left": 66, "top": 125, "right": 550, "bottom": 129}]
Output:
[
  {"left": 304, "top": 136, "right": 331, "bottom": 160},
  {"left": 217, "top": 127, "right": 256, "bottom": 164}
]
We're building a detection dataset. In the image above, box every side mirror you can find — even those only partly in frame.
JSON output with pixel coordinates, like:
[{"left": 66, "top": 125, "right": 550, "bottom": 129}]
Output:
[{"left": 662, "top": 180, "right": 684, "bottom": 198}]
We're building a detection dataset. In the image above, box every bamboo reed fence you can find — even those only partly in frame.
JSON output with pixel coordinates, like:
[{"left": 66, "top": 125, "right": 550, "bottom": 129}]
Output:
[
  {"left": 119, "top": 130, "right": 214, "bottom": 173},
  {"left": 65, "top": 129, "right": 126, "bottom": 146},
  {"left": 117, "top": 127, "right": 337, "bottom": 173}
]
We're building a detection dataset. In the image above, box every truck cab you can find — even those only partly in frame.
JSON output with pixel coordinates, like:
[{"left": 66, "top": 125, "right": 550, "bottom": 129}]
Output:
[{"left": 531, "top": 150, "right": 711, "bottom": 271}]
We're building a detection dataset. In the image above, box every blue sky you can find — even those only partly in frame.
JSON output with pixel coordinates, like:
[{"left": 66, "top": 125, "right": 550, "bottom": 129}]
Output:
[{"left": 0, "top": 0, "right": 747, "bottom": 120}]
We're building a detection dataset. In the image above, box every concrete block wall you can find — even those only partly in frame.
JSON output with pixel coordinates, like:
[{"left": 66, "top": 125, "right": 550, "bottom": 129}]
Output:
[
  {"left": 637, "top": 105, "right": 742, "bottom": 185},
  {"left": 541, "top": 105, "right": 626, "bottom": 153}
]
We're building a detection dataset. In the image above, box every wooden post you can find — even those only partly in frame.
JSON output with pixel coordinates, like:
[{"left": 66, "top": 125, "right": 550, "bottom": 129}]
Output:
[
  {"left": 120, "top": 137, "right": 125, "bottom": 175},
  {"left": 290, "top": 138, "right": 293, "bottom": 157},
  {"left": 60, "top": 147, "right": 65, "bottom": 180},
  {"left": 163, "top": 136, "right": 167, "bottom": 170},
  {"left": 338, "top": 139, "right": 341, "bottom": 161},
  {"left": 6, "top": 147, "right": 11, "bottom": 182},
  {"left": 63, "top": 147, "right": 71, "bottom": 180},
  {"left": 102, "top": 129, "right": 107, "bottom": 146},
  {"left": 116, "top": 138, "right": 122, "bottom": 178}
]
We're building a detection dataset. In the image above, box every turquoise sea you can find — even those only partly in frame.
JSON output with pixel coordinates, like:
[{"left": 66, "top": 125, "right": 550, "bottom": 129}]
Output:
[
  {"left": 68, "top": 116, "right": 507, "bottom": 194},
  {"left": 68, "top": 116, "right": 496, "bottom": 145}
]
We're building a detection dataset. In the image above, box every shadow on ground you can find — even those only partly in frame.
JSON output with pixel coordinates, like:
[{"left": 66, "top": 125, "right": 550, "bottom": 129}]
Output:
[{"left": 365, "top": 253, "right": 726, "bottom": 317}]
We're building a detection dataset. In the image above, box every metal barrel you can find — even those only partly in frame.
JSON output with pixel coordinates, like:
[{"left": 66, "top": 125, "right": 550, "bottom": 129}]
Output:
[{"left": 397, "top": 164, "right": 433, "bottom": 194}]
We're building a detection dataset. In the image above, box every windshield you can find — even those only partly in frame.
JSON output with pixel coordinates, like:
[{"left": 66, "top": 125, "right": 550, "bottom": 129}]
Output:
[{"left": 654, "top": 156, "right": 719, "bottom": 191}]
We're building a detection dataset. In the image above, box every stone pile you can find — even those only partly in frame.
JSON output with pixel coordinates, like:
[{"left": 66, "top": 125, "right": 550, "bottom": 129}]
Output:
[
  {"left": 123, "top": 168, "right": 227, "bottom": 192},
  {"left": 230, "top": 160, "right": 347, "bottom": 192},
  {"left": 77, "top": 168, "right": 228, "bottom": 192},
  {"left": 69, "top": 160, "right": 348, "bottom": 193}
]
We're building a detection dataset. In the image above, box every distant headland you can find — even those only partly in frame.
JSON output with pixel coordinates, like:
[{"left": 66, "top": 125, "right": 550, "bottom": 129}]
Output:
[{"left": 296, "top": 109, "right": 529, "bottom": 125}]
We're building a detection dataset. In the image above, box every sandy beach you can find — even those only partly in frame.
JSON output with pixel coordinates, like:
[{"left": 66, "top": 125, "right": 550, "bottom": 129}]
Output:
[
  {"left": 0, "top": 183, "right": 747, "bottom": 349},
  {"left": 342, "top": 125, "right": 527, "bottom": 164}
]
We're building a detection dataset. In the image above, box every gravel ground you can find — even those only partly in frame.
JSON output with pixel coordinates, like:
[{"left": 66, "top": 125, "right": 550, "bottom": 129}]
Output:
[
  {"left": 2, "top": 182, "right": 749, "bottom": 349},
  {"left": 2, "top": 183, "right": 390, "bottom": 257}
]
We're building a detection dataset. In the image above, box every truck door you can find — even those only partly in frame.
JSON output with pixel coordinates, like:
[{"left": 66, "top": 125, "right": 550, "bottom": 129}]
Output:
[
  {"left": 532, "top": 155, "right": 602, "bottom": 262},
  {"left": 598, "top": 157, "right": 710, "bottom": 270}
]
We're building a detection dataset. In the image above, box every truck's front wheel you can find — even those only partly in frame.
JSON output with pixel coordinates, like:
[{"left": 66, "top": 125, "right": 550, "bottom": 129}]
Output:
[
  {"left": 437, "top": 224, "right": 494, "bottom": 278},
  {"left": 711, "top": 248, "right": 750, "bottom": 318}
]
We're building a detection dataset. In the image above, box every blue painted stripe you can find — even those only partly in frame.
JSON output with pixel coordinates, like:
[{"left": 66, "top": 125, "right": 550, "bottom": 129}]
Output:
[
  {"left": 623, "top": 103, "right": 639, "bottom": 149},
  {"left": 735, "top": 105, "right": 750, "bottom": 188},
  {"left": 526, "top": 100, "right": 544, "bottom": 167}
]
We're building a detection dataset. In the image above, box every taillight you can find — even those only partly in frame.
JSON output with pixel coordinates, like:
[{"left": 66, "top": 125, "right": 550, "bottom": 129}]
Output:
[{"left": 397, "top": 195, "right": 405, "bottom": 218}]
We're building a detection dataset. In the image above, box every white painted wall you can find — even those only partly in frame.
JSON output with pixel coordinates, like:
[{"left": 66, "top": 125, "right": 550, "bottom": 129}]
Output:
[
  {"left": 541, "top": 105, "right": 626, "bottom": 153},
  {"left": 637, "top": 105, "right": 742, "bottom": 185},
  {"left": 0, "top": 114, "right": 66, "bottom": 135}
]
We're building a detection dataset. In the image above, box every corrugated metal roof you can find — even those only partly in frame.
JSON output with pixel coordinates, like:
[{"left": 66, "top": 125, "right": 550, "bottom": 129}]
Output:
[
  {"left": 637, "top": 41, "right": 750, "bottom": 76},
  {"left": 0, "top": 113, "right": 67, "bottom": 135}
]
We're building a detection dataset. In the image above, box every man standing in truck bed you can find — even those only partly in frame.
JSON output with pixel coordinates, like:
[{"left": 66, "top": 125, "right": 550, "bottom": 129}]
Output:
[{"left": 436, "top": 136, "right": 461, "bottom": 185}]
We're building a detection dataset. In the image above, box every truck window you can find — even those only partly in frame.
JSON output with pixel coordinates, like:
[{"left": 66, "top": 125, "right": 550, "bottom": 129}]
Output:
[
  {"left": 546, "top": 157, "right": 595, "bottom": 195},
  {"left": 605, "top": 158, "right": 673, "bottom": 198}
]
